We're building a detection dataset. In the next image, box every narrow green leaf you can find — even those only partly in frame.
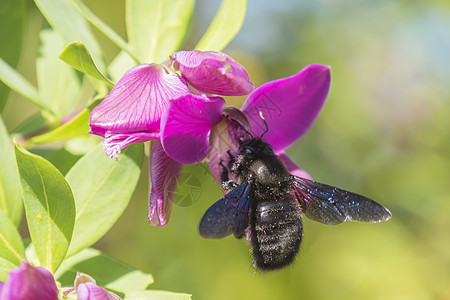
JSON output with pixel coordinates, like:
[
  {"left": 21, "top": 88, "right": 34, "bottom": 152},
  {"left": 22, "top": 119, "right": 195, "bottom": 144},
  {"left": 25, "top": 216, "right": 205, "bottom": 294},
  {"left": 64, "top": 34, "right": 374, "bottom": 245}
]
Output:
[
  {"left": 123, "top": 290, "right": 192, "bottom": 300},
  {"left": 0, "top": 0, "right": 27, "bottom": 112},
  {"left": 65, "top": 143, "right": 144, "bottom": 257},
  {"left": 126, "top": 0, "right": 195, "bottom": 63},
  {"left": 33, "top": 0, "right": 105, "bottom": 72},
  {"left": 37, "top": 29, "right": 81, "bottom": 118},
  {"left": 0, "top": 117, "right": 23, "bottom": 226},
  {"left": 0, "top": 257, "right": 17, "bottom": 282},
  {"left": 59, "top": 42, "right": 114, "bottom": 87},
  {"left": 10, "top": 113, "right": 47, "bottom": 138},
  {"left": 0, "top": 57, "right": 50, "bottom": 112},
  {"left": 69, "top": 0, "right": 139, "bottom": 64},
  {"left": 55, "top": 248, "right": 154, "bottom": 290},
  {"left": 14, "top": 141, "right": 75, "bottom": 273},
  {"left": 29, "top": 98, "right": 102, "bottom": 144},
  {"left": 0, "top": 209, "right": 25, "bottom": 268},
  {"left": 195, "top": 0, "right": 247, "bottom": 51}
]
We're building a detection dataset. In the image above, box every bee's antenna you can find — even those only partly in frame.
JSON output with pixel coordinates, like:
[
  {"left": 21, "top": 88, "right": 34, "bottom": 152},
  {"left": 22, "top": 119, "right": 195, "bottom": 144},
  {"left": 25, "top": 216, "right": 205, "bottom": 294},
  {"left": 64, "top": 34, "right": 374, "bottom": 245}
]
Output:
[
  {"left": 259, "top": 111, "right": 269, "bottom": 139},
  {"left": 225, "top": 115, "right": 253, "bottom": 139}
]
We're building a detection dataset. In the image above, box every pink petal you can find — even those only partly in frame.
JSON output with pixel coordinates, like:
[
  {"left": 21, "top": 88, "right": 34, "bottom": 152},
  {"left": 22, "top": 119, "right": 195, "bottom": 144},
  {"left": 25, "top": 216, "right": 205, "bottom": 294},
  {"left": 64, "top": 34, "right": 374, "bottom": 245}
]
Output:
[
  {"left": 77, "top": 282, "right": 121, "bottom": 300},
  {"left": 148, "top": 140, "right": 183, "bottom": 227},
  {"left": 102, "top": 131, "right": 159, "bottom": 159},
  {"left": 276, "top": 151, "right": 312, "bottom": 180},
  {"left": 207, "top": 107, "right": 251, "bottom": 185},
  {"left": 161, "top": 94, "right": 226, "bottom": 164},
  {"left": 89, "top": 64, "right": 189, "bottom": 158},
  {"left": 171, "top": 51, "right": 254, "bottom": 96},
  {"left": 241, "top": 64, "right": 331, "bottom": 152},
  {"left": 0, "top": 261, "right": 58, "bottom": 300}
]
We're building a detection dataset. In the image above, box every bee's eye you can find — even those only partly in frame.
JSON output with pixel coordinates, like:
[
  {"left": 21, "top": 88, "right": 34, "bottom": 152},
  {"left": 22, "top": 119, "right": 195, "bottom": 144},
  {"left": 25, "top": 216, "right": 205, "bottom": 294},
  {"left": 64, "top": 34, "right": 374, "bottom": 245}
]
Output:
[
  {"left": 244, "top": 147, "right": 252, "bottom": 154},
  {"left": 265, "top": 145, "right": 273, "bottom": 153}
]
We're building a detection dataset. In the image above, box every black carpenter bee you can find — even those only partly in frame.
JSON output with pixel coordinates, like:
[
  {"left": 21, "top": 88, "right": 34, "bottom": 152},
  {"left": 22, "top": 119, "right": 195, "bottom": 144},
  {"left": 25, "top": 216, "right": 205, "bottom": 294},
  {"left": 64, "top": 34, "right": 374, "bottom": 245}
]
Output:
[{"left": 199, "top": 115, "right": 391, "bottom": 271}]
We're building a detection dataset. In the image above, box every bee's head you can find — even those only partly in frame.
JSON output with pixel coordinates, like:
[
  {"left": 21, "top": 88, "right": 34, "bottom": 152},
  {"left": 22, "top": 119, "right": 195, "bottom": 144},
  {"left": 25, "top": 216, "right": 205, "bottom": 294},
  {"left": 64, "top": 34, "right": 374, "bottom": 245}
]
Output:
[
  {"left": 239, "top": 138, "right": 275, "bottom": 158},
  {"left": 226, "top": 110, "right": 272, "bottom": 158}
]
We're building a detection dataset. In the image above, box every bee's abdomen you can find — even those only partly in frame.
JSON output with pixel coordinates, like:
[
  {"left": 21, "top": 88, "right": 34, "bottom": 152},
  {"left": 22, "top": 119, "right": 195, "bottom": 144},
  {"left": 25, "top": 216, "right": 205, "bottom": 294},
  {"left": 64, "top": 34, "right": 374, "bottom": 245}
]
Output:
[{"left": 251, "top": 198, "right": 303, "bottom": 270}]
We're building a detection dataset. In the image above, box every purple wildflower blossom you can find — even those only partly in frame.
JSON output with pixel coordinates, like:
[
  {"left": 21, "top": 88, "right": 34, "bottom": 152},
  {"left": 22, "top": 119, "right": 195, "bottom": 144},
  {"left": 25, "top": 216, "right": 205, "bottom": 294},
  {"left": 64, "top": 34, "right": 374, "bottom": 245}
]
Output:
[
  {"left": 89, "top": 63, "right": 190, "bottom": 159},
  {"left": 0, "top": 262, "right": 121, "bottom": 300},
  {"left": 74, "top": 273, "right": 121, "bottom": 300},
  {"left": 0, "top": 261, "right": 59, "bottom": 300},
  {"left": 171, "top": 50, "right": 255, "bottom": 96},
  {"left": 155, "top": 64, "right": 330, "bottom": 225},
  {"left": 162, "top": 64, "right": 331, "bottom": 185},
  {"left": 89, "top": 50, "right": 254, "bottom": 226}
]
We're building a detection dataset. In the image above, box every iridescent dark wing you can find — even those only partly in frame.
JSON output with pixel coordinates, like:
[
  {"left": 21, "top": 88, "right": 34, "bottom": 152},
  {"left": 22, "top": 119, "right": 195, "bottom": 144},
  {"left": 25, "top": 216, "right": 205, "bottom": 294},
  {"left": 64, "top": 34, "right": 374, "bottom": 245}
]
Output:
[
  {"left": 292, "top": 176, "right": 391, "bottom": 225},
  {"left": 199, "top": 182, "right": 252, "bottom": 239}
]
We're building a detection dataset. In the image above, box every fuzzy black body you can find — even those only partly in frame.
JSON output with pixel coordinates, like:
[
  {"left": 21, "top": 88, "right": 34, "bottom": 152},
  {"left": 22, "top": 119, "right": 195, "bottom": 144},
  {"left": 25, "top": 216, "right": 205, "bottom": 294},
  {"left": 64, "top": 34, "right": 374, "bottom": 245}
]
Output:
[
  {"left": 233, "top": 139, "right": 303, "bottom": 270},
  {"left": 199, "top": 137, "right": 391, "bottom": 271},
  {"left": 252, "top": 198, "right": 303, "bottom": 270}
]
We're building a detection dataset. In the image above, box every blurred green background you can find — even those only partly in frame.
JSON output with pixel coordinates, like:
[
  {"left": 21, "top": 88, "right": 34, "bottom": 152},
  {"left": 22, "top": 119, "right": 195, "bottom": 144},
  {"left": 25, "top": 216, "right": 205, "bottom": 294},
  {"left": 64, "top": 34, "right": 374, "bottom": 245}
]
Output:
[{"left": 2, "top": 0, "right": 450, "bottom": 299}]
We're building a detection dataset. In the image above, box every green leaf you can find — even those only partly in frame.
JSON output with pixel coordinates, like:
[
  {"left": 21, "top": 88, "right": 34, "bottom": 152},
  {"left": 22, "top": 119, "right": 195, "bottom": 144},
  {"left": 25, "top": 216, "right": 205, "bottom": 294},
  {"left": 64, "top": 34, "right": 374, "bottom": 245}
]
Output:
[
  {"left": 0, "top": 117, "right": 23, "bottom": 226},
  {"left": 0, "top": 57, "right": 49, "bottom": 113},
  {"left": 195, "top": 0, "right": 247, "bottom": 51},
  {"left": 33, "top": 0, "right": 105, "bottom": 72},
  {"left": 10, "top": 113, "right": 47, "bottom": 138},
  {"left": 0, "top": 0, "right": 27, "bottom": 112},
  {"left": 126, "top": 0, "right": 195, "bottom": 63},
  {"left": 37, "top": 29, "right": 81, "bottom": 118},
  {"left": 0, "top": 209, "right": 25, "bottom": 268},
  {"left": 65, "top": 143, "right": 144, "bottom": 257},
  {"left": 59, "top": 42, "right": 114, "bottom": 87},
  {"left": 29, "top": 98, "right": 102, "bottom": 144},
  {"left": 69, "top": 0, "right": 139, "bottom": 64},
  {"left": 55, "top": 248, "right": 154, "bottom": 290},
  {"left": 123, "top": 290, "right": 192, "bottom": 300},
  {"left": 14, "top": 141, "right": 75, "bottom": 273},
  {"left": 0, "top": 257, "right": 17, "bottom": 282}
]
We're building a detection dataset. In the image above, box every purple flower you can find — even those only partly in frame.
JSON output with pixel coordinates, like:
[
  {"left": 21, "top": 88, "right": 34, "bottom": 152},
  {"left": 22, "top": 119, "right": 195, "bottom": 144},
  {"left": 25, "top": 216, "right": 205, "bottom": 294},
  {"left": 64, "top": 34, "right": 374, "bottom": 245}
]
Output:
[
  {"left": 88, "top": 50, "right": 254, "bottom": 226},
  {"left": 0, "top": 262, "right": 121, "bottom": 300},
  {"left": 0, "top": 261, "right": 59, "bottom": 300},
  {"left": 74, "top": 273, "right": 121, "bottom": 300},
  {"left": 171, "top": 51, "right": 255, "bottom": 96},
  {"left": 89, "top": 63, "right": 190, "bottom": 159},
  {"left": 157, "top": 64, "right": 330, "bottom": 223},
  {"left": 162, "top": 64, "right": 331, "bottom": 183},
  {"left": 89, "top": 51, "right": 253, "bottom": 159}
]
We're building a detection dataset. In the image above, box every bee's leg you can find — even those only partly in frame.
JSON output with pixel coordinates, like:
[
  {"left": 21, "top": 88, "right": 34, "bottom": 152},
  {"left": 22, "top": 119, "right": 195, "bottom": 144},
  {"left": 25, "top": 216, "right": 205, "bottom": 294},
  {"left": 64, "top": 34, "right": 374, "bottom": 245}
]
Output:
[
  {"left": 227, "top": 150, "right": 235, "bottom": 170},
  {"left": 220, "top": 160, "right": 238, "bottom": 192}
]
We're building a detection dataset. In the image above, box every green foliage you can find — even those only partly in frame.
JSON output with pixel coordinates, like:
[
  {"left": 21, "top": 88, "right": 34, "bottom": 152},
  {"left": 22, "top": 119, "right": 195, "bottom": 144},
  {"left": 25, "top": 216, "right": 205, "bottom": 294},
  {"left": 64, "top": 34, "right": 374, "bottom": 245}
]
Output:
[
  {"left": 55, "top": 248, "right": 154, "bottom": 289},
  {"left": 0, "top": 0, "right": 26, "bottom": 112},
  {"left": 122, "top": 291, "right": 192, "bottom": 300},
  {"left": 0, "top": 209, "right": 25, "bottom": 279},
  {"left": 69, "top": 0, "right": 137, "bottom": 63},
  {"left": 196, "top": 0, "right": 247, "bottom": 51},
  {"left": 65, "top": 143, "right": 144, "bottom": 257},
  {"left": 126, "top": 0, "right": 195, "bottom": 63},
  {"left": 0, "top": 117, "right": 22, "bottom": 226},
  {"left": 37, "top": 29, "right": 82, "bottom": 118},
  {"left": 59, "top": 42, "right": 114, "bottom": 87},
  {"left": 14, "top": 141, "right": 75, "bottom": 273},
  {"left": 29, "top": 98, "right": 102, "bottom": 144},
  {"left": 0, "top": 58, "right": 44, "bottom": 112},
  {"left": 33, "top": 0, "right": 104, "bottom": 71}
]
